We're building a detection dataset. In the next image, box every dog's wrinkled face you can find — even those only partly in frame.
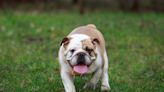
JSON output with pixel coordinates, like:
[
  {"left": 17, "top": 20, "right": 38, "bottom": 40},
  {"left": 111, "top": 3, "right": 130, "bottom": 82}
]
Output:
[{"left": 61, "top": 34, "right": 98, "bottom": 74}]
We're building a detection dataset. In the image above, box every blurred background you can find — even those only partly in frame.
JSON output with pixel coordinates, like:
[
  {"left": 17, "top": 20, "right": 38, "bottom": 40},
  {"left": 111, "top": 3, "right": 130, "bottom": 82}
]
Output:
[
  {"left": 0, "top": 0, "right": 163, "bottom": 13},
  {"left": 0, "top": 0, "right": 163, "bottom": 92}
]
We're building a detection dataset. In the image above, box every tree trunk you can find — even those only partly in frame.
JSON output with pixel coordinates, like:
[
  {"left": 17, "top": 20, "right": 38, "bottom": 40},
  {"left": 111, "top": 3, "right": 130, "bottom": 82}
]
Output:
[{"left": 131, "top": 0, "right": 139, "bottom": 11}]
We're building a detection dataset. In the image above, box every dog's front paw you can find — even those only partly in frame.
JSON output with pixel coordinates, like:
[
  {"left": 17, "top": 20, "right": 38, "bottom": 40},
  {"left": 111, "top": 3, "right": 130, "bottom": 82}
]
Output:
[
  {"left": 83, "top": 82, "right": 97, "bottom": 90},
  {"left": 101, "top": 85, "right": 111, "bottom": 91}
]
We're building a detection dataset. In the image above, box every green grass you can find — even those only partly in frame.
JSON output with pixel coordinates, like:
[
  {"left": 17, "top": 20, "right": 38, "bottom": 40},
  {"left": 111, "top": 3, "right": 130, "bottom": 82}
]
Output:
[{"left": 0, "top": 11, "right": 163, "bottom": 92}]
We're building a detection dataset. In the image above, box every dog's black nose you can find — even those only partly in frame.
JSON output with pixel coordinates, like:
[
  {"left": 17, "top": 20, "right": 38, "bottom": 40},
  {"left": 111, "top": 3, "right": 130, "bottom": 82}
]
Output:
[
  {"left": 77, "top": 53, "right": 86, "bottom": 64},
  {"left": 77, "top": 52, "right": 85, "bottom": 57}
]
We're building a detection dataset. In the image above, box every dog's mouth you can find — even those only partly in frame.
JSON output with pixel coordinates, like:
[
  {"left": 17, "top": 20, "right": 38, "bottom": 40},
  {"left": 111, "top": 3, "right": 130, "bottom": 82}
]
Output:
[{"left": 73, "top": 64, "right": 89, "bottom": 74}]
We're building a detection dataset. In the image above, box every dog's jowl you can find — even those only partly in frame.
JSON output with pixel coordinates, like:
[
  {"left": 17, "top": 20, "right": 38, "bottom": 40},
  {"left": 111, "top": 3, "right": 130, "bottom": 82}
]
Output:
[{"left": 58, "top": 24, "right": 111, "bottom": 92}]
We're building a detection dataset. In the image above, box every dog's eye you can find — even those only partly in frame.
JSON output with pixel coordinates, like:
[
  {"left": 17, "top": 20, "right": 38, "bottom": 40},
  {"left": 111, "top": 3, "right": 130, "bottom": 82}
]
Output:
[
  {"left": 70, "top": 49, "right": 75, "bottom": 53},
  {"left": 86, "top": 47, "right": 93, "bottom": 52}
]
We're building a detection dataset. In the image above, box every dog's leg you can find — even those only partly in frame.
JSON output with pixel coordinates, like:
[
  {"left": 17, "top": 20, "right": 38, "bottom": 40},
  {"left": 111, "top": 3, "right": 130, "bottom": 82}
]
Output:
[
  {"left": 101, "top": 50, "right": 111, "bottom": 91},
  {"left": 83, "top": 68, "right": 102, "bottom": 90},
  {"left": 61, "top": 69, "right": 76, "bottom": 92}
]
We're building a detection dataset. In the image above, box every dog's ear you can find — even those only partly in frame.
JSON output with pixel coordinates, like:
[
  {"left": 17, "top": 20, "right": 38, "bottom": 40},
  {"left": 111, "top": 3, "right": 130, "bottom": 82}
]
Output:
[
  {"left": 92, "top": 38, "right": 100, "bottom": 45},
  {"left": 60, "top": 37, "right": 71, "bottom": 46}
]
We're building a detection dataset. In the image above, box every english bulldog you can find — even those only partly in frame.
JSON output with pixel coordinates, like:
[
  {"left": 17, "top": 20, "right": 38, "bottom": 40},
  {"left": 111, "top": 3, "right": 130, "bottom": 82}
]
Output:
[{"left": 58, "top": 24, "right": 111, "bottom": 92}]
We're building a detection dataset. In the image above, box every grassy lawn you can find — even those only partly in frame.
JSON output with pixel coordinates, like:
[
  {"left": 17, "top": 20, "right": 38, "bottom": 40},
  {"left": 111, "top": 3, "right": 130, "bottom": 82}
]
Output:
[{"left": 0, "top": 11, "right": 163, "bottom": 92}]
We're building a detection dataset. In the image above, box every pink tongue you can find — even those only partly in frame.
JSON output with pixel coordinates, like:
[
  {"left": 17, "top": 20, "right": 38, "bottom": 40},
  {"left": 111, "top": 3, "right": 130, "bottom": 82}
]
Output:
[{"left": 73, "top": 65, "right": 88, "bottom": 74}]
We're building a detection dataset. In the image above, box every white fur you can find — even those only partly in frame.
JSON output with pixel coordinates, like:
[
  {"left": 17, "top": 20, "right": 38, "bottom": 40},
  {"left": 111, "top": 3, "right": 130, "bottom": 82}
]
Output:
[
  {"left": 101, "top": 49, "right": 111, "bottom": 91},
  {"left": 68, "top": 34, "right": 90, "bottom": 50},
  {"left": 59, "top": 46, "right": 76, "bottom": 92}
]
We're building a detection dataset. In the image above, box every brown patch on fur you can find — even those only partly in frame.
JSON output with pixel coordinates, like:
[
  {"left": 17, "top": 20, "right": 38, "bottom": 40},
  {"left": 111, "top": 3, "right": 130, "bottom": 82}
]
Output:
[
  {"left": 81, "top": 39, "right": 96, "bottom": 57},
  {"left": 81, "top": 39, "right": 95, "bottom": 50}
]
